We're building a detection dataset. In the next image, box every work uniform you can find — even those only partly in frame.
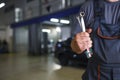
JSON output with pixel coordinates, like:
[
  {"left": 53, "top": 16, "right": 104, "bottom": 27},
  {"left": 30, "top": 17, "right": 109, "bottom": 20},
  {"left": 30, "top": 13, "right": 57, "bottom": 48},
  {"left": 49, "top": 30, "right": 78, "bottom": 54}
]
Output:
[{"left": 73, "top": 0, "right": 120, "bottom": 80}]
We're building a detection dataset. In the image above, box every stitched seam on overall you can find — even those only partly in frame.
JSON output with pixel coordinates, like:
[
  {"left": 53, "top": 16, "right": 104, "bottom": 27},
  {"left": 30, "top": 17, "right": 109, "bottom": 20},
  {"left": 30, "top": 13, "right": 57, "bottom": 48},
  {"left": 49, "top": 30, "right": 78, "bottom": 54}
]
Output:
[{"left": 98, "top": 65, "right": 100, "bottom": 80}]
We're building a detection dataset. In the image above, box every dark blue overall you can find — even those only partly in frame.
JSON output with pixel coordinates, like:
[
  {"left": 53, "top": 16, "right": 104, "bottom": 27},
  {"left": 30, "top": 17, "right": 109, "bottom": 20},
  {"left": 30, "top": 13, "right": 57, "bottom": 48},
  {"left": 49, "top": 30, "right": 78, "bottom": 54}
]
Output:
[{"left": 82, "top": 0, "right": 120, "bottom": 80}]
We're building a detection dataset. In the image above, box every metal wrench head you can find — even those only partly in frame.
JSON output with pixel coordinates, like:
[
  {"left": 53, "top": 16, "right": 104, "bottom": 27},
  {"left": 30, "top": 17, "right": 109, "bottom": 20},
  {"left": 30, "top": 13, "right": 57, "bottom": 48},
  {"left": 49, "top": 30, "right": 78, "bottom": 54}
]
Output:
[{"left": 80, "top": 12, "right": 85, "bottom": 17}]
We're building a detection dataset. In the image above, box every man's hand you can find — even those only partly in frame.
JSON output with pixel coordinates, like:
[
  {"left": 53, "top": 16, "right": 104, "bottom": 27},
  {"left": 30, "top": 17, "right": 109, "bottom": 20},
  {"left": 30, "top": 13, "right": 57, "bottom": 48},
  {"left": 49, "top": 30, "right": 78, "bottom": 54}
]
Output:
[{"left": 71, "top": 29, "right": 92, "bottom": 54}]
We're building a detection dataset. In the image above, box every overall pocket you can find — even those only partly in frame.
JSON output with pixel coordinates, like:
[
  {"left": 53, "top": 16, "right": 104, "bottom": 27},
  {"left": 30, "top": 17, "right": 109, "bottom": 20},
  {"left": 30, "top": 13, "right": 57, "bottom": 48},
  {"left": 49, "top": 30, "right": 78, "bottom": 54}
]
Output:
[
  {"left": 97, "top": 23, "right": 120, "bottom": 39},
  {"left": 92, "top": 23, "right": 120, "bottom": 63}
]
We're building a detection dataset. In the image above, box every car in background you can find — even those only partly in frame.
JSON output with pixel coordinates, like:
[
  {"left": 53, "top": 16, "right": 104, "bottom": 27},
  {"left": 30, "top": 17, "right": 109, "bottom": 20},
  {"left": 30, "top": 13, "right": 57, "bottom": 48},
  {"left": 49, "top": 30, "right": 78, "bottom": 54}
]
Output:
[{"left": 54, "top": 37, "right": 88, "bottom": 68}]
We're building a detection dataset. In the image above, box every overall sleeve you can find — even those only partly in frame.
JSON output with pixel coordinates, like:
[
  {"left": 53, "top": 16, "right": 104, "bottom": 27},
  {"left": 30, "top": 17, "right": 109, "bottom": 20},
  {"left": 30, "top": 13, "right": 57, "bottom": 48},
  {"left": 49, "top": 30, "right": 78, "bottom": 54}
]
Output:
[{"left": 72, "top": 0, "right": 94, "bottom": 36}]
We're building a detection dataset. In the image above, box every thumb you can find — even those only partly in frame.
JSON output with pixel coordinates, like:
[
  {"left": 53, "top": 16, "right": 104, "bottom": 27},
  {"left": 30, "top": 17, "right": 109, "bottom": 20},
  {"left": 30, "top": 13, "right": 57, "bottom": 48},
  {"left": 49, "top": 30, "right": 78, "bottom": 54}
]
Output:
[{"left": 86, "top": 28, "right": 92, "bottom": 34}]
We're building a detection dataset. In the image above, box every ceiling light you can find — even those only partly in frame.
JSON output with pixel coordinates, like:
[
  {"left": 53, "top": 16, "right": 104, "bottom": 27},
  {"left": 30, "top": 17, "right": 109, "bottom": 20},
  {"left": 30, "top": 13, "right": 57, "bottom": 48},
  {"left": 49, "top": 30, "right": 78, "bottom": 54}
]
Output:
[
  {"left": 42, "top": 29, "right": 51, "bottom": 33},
  {"left": 0, "top": 3, "right": 5, "bottom": 8},
  {"left": 60, "top": 19, "right": 70, "bottom": 24},
  {"left": 56, "top": 27, "right": 61, "bottom": 32},
  {"left": 50, "top": 18, "right": 59, "bottom": 23}
]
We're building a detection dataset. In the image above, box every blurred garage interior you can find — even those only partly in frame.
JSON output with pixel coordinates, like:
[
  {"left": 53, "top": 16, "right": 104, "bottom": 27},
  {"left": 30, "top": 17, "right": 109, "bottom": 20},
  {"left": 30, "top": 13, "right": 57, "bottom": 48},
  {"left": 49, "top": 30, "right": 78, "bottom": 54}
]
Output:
[{"left": 0, "top": 0, "right": 87, "bottom": 80}]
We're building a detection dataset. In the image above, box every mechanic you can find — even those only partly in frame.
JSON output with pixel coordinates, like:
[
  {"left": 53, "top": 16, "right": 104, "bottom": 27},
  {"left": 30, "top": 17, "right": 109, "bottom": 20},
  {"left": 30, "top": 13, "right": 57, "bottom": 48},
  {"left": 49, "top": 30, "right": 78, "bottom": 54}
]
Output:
[{"left": 71, "top": 0, "right": 120, "bottom": 80}]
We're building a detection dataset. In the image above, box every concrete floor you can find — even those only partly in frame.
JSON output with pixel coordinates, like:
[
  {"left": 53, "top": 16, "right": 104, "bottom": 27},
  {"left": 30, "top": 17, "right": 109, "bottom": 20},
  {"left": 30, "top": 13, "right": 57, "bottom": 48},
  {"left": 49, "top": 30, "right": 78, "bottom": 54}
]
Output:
[{"left": 0, "top": 53, "right": 85, "bottom": 80}]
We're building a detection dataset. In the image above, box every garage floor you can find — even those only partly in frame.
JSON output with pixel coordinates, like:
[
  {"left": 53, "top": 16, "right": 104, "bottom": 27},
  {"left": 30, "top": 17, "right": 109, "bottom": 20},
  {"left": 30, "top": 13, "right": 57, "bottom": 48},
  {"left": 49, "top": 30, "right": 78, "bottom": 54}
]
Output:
[{"left": 0, "top": 53, "right": 85, "bottom": 80}]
